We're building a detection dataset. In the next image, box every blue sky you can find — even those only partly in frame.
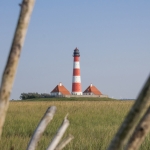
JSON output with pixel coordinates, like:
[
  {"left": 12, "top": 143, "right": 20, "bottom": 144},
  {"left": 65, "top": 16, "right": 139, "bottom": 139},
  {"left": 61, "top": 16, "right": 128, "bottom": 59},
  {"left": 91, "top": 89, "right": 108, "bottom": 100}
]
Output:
[{"left": 0, "top": 1, "right": 150, "bottom": 99}]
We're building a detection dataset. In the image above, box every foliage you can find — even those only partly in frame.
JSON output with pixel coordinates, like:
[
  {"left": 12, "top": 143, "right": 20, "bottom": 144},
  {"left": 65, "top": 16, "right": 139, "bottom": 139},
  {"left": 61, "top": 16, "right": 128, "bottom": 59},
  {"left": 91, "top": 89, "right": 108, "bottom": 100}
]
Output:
[{"left": 20, "top": 93, "right": 51, "bottom": 100}]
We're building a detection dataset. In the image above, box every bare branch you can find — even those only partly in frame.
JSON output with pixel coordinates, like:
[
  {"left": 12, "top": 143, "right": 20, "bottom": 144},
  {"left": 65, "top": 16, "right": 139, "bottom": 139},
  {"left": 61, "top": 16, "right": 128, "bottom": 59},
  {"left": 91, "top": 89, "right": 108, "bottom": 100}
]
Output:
[
  {"left": 55, "top": 134, "right": 74, "bottom": 150},
  {"left": 107, "top": 75, "right": 150, "bottom": 150},
  {"left": 125, "top": 107, "right": 150, "bottom": 150},
  {"left": 27, "top": 106, "right": 56, "bottom": 150},
  {"left": 0, "top": 0, "right": 35, "bottom": 138},
  {"left": 47, "top": 115, "right": 70, "bottom": 150}
]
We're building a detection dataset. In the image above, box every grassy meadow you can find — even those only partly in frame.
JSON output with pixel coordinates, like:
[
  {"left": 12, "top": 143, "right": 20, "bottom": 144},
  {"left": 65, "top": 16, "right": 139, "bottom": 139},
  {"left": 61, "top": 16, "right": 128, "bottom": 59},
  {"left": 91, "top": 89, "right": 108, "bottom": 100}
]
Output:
[{"left": 1, "top": 99, "right": 150, "bottom": 150}]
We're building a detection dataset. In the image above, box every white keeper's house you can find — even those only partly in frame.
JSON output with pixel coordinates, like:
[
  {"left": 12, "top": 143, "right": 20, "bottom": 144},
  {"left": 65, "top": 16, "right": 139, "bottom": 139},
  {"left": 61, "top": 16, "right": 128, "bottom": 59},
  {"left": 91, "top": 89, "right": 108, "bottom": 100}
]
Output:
[
  {"left": 83, "top": 84, "right": 102, "bottom": 95},
  {"left": 50, "top": 82, "right": 70, "bottom": 96}
]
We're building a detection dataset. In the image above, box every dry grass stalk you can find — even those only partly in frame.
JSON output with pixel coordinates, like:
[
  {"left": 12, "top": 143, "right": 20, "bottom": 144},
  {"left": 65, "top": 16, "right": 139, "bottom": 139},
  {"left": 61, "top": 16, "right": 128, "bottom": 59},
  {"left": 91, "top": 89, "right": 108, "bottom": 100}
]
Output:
[
  {"left": 47, "top": 115, "right": 70, "bottom": 150},
  {"left": 107, "top": 75, "right": 150, "bottom": 150},
  {"left": 125, "top": 106, "right": 150, "bottom": 150},
  {"left": 55, "top": 134, "right": 74, "bottom": 150},
  {"left": 27, "top": 106, "right": 56, "bottom": 150},
  {"left": 0, "top": 0, "right": 35, "bottom": 138}
]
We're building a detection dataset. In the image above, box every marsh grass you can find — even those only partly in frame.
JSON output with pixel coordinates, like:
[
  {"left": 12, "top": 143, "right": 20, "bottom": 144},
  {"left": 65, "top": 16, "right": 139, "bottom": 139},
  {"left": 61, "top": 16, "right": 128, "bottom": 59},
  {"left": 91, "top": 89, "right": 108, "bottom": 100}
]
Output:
[
  {"left": 21, "top": 97, "right": 114, "bottom": 101},
  {"left": 1, "top": 100, "right": 149, "bottom": 150}
]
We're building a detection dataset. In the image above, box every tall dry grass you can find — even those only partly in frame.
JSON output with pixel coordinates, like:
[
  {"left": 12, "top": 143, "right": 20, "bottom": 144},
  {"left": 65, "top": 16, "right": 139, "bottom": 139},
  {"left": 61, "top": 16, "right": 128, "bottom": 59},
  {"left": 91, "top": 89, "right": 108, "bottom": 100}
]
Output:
[{"left": 1, "top": 100, "right": 150, "bottom": 150}]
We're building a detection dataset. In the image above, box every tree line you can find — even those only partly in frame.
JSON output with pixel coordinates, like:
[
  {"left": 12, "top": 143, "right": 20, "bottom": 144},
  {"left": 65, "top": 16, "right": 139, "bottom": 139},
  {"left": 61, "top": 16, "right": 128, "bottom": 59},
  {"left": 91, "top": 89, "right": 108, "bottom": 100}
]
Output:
[{"left": 20, "top": 93, "right": 51, "bottom": 100}]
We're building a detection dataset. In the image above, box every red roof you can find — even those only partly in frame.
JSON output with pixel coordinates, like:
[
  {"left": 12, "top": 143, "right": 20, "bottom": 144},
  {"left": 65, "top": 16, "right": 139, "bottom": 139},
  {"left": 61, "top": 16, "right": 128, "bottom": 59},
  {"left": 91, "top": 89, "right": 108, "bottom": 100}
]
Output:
[
  {"left": 83, "top": 84, "right": 102, "bottom": 95},
  {"left": 51, "top": 83, "right": 70, "bottom": 95}
]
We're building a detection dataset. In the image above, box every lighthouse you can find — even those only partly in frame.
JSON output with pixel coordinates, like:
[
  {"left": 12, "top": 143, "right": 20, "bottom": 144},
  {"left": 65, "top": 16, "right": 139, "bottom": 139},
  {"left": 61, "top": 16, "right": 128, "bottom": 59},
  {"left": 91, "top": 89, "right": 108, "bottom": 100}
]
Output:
[{"left": 72, "top": 47, "right": 82, "bottom": 95}]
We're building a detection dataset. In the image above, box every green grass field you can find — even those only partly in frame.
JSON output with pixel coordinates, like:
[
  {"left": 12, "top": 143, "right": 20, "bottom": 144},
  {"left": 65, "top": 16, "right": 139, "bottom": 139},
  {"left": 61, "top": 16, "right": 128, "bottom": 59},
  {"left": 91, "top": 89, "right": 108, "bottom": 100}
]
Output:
[{"left": 1, "top": 99, "right": 150, "bottom": 150}]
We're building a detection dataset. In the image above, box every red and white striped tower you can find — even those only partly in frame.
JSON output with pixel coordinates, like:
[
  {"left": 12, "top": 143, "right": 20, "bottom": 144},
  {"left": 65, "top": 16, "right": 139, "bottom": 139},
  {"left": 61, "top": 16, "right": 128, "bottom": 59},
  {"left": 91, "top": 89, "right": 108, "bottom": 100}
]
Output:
[{"left": 72, "top": 47, "right": 82, "bottom": 95}]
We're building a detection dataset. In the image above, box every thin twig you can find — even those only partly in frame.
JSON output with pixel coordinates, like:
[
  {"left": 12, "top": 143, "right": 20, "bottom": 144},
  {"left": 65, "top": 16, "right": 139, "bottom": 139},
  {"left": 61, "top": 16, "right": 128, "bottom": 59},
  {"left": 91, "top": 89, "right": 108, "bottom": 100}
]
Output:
[
  {"left": 55, "top": 134, "right": 74, "bottom": 150},
  {"left": 107, "top": 75, "right": 150, "bottom": 150},
  {"left": 125, "top": 106, "right": 150, "bottom": 150},
  {"left": 27, "top": 106, "right": 56, "bottom": 150},
  {"left": 0, "top": 0, "right": 35, "bottom": 138},
  {"left": 47, "top": 115, "right": 70, "bottom": 150}
]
